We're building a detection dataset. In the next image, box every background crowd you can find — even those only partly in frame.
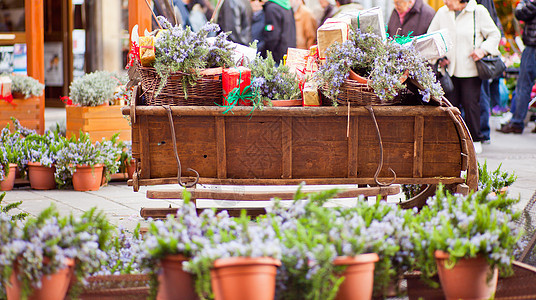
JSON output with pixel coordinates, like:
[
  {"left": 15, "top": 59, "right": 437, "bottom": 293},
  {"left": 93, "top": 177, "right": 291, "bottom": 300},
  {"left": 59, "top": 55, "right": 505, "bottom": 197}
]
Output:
[{"left": 154, "top": 0, "right": 536, "bottom": 154}]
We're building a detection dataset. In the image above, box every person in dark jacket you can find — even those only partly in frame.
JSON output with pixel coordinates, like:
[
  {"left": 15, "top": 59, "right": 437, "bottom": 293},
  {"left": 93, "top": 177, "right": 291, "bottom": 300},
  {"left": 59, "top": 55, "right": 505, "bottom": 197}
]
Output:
[
  {"left": 260, "top": 0, "right": 297, "bottom": 64},
  {"left": 251, "top": 0, "right": 266, "bottom": 49},
  {"left": 387, "top": 0, "right": 436, "bottom": 37},
  {"left": 217, "top": 0, "right": 253, "bottom": 45},
  {"left": 498, "top": 0, "right": 536, "bottom": 134},
  {"left": 477, "top": 0, "right": 504, "bottom": 143}
]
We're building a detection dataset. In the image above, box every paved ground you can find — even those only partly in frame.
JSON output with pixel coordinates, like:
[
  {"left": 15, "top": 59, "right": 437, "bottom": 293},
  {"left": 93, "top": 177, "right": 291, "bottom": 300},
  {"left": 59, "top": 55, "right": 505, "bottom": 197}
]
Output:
[{"left": 2, "top": 109, "right": 536, "bottom": 231}]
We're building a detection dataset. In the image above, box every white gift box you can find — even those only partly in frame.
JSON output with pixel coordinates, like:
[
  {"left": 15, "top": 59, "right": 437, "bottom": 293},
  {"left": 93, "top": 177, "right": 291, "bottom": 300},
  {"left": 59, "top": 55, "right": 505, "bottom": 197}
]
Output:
[{"left": 412, "top": 29, "right": 453, "bottom": 61}]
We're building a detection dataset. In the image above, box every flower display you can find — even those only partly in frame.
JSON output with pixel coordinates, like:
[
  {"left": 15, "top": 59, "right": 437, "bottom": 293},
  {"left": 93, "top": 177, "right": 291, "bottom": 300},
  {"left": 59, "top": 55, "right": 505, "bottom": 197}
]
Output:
[
  {"left": 153, "top": 17, "right": 235, "bottom": 96},
  {"left": 413, "top": 185, "right": 522, "bottom": 284},
  {"left": 316, "top": 28, "right": 444, "bottom": 105},
  {"left": 0, "top": 206, "right": 114, "bottom": 298},
  {"left": 1, "top": 73, "right": 44, "bottom": 98},
  {"left": 248, "top": 52, "right": 301, "bottom": 105},
  {"left": 68, "top": 71, "right": 125, "bottom": 107},
  {"left": 0, "top": 124, "right": 24, "bottom": 181}
]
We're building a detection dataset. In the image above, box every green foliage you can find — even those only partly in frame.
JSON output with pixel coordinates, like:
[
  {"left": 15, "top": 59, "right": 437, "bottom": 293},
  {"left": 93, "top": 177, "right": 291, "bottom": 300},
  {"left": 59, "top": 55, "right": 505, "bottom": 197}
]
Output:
[
  {"left": 0, "top": 192, "right": 28, "bottom": 220},
  {"left": 69, "top": 71, "right": 123, "bottom": 106},
  {"left": 413, "top": 185, "right": 522, "bottom": 285},
  {"left": 0, "top": 123, "right": 25, "bottom": 180},
  {"left": 478, "top": 161, "right": 516, "bottom": 193},
  {"left": 248, "top": 52, "right": 301, "bottom": 105},
  {"left": 2, "top": 73, "right": 44, "bottom": 98}
]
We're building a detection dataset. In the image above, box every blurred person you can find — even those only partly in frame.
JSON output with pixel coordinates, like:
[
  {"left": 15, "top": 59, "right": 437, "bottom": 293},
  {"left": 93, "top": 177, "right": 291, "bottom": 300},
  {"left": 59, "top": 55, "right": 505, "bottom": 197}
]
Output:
[
  {"left": 332, "top": 0, "right": 363, "bottom": 19},
  {"left": 318, "top": 0, "right": 336, "bottom": 26},
  {"left": 477, "top": 0, "right": 505, "bottom": 143},
  {"left": 251, "top": 0, "right": 266, "bottom": 49},
  {"left": 217, "top": 0, "right": 253, "bottom": 45},
  {"left": 260, "top": 0, "right": 297, "bottom": 63},
  {"left": 387, "top": 0, "right": 436, "bottom": 38},
  {"left": 497, "top": 0, "right": 536, "bottom": 134},
  {"left": 428, "top": 0, "right": 501, "bottom": 154},
  {"left": 291, "top": 0, "right": 318, "bottom": 49}
]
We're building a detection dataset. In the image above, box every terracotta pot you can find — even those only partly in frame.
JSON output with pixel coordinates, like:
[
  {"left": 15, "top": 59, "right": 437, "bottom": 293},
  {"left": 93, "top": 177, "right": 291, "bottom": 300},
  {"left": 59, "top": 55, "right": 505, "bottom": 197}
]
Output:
[
  {"left": 6, "top": 258, "right": 75, "bottom": 300},
  {"left": 72, "top": 164, "right": 104, "bottom": 191},
  {"left": 212, "top": 257, "right": 281, "bottom": 300},
  {"left": 157, "top": 254, "right": 197, "bottom": 300},
  {"left": 210, "top": 269, "right": 223, "bottom": 300},
  {"left": 348, "top": 69, "right": 369, "bottom": 84},
  {"left": 12, "top": 92, "right": 25, "bottom": 99},
  {"left": 333, "top": 253, "right": 379, "bottom": 300},
  {"left": 0, "top": 163, "right": 17, "bottom": 191},
  {"left": 27, "top": 162, "right": 56, "bottom": 190},
  {"left": 434, "top": 250, "right": 498, "bottom": 300},
  {"left": 126, "top": 159, "right": 136, "bottom": 180},
  {"left": 270, "top": 99, "right": 303, "bottom": 107}
]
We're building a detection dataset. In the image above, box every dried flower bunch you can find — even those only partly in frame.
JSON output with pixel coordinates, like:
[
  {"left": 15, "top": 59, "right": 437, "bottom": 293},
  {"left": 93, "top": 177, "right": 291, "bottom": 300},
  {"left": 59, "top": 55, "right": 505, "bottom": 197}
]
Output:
[
  {"left": 153, "top": 17, "right": 235, "bottom": 95},
  {"left": 316, "top": 28, "right": 444, "bottom": 104},
  {"left": 1, "top": 73, "right": 44, "bottom": 98},
  {"left": 69, "top": 71, "right": 125, "bottom": 107},
  {"left": 249, "top": 52, "right": 301, "bottom": 105}
]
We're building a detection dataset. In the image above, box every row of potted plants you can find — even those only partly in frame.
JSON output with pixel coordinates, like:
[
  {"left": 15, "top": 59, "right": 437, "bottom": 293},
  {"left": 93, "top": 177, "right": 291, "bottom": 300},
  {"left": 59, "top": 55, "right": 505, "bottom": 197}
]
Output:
[
  {"left": 0, "top": 118, "right": 133, "bottom": 191},
  {"left": 0, "top": 180, "right": 521, "bottom": 300}
]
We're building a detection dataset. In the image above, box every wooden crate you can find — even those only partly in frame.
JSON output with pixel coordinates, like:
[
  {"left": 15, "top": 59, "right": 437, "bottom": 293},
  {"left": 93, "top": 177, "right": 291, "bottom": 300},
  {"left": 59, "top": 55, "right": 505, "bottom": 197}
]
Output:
[
  {"left": 123, "top": 105, "right": 477, "bottom": 190},
  {"left": 66, "top": 105, "right": 131, "bottom": 142},
  {"left": 0, "top": 97, "right": 40, "bottom": 131}
]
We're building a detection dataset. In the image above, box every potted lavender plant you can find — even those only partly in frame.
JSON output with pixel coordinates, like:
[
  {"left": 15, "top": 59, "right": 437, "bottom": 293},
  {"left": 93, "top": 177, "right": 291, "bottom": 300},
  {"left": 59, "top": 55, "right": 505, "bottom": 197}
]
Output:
[
  {"left": 411, "top": 185, "right": 522, "bottom": 300},
  {"left": 0, "top": 124, "right": 24, "bottom": 191},
  {"left": 0, "top": 205, "right": 114, "bottom": 300},
  {"left": 54, "top": 132, "right": 122, "bottom": 191}
]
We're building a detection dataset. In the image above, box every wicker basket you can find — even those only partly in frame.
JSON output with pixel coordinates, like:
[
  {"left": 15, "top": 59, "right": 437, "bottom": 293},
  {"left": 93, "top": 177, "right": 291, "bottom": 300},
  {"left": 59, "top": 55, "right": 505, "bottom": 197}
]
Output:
[
  {"left": 321, "top": 79, "right": 403, "bottom": 106},
  {"left": 138, "top": 64, "right": 223, "bottom": 106},
  {"left": 76, "top": 274, "right": 150, "bottom": 300}
]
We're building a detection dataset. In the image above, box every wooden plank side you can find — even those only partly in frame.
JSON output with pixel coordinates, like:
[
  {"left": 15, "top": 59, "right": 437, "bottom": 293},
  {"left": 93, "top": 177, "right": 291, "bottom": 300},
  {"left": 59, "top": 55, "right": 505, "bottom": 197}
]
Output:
[
  {"left": 139, "top": 115, "right": 151, "bottom": 179},
  {"left": 348, "top": 116, "right": 358, "bottom": 178},
  {"left": 293, "top": 141, "right": 348, "bottom": 178},
  {"left": 413, "top": 116, "right": 424, "bottom": 178},
  {"left": 147, "top": 116, "right": 218, "bottom": 178},
  {"left": 78, "top": 117, "right": 131, "bottom": 131},
  {"left": 357, "top": 116, "right": 415, "bottom": 143},
  {"left": 282, "top": 117, "right": 292, "bottom": 179},
  {"left": 357, "top": 141, "right": 415, "bottom": 178},
  {"left": 80, "top": 105, "right": 127, "bottom": 119},
  {"left": 225, "top": 117, "right": 283, "bottom": 179},
  {"left": 216, "top": 116, "right": 227, "bottom": 179}
]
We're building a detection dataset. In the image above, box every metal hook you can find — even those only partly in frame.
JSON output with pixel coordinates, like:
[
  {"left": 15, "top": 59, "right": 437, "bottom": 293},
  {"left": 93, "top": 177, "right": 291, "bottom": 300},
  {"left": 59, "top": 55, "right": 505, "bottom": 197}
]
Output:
[
  {"left": 164, "top": 105, "right": 199, "bottom": 188},
  {"left": 366, "top": 106, "right": 397, "bottom": 186}
]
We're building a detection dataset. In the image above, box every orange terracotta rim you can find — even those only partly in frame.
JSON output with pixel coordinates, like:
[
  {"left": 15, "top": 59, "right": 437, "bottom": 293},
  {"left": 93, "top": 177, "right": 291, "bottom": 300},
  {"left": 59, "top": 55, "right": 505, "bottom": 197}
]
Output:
[
  {"left": 333, "top": 253, "right": 379, "bottom": 266},
  {"left": 161, "top": 254, "right": 190, "bottom": 263},
  {"left": 348, "top": 69, "right": 369, "bottom": 84},
  {"left": 434, "top": 250, "right": 450, "bottom": 260},
  {"left": 75, "top": 163, "right": 104, "bottom": 168},
  {"left": 213, "top": 257, "right": 282, "bottom": 268},
  {"left": 270, "top": 99, "right": 303, "bottom": 107},
  {"left": 27, "top": 162, "right": 55, "bottom": 167}
]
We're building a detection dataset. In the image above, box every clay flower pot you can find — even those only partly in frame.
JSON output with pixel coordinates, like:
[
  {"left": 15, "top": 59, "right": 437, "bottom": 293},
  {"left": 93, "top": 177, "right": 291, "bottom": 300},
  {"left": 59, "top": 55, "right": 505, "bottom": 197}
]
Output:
[
  {"left": 0, "top": 163, "right": 17, "bottom": 191},
  {"left": 126, "top": 159, "right": 136, "bottom": 180},
  {"left": 27, "top": 162, "right": 56, "bottom": 190},
  {"left": 348, "top": 69, "right": 369, "bottom": 84},
  {"left": 434, "top": 250, "right": 498, "bottom": 300},
  {"left": 6, "top": 258, "right": 75, "bottom": 300},
  {"left": 211, "top": 257, "right": 281, "bottom": 300},
  {"left": 72, "top": 164, "right": 104, "bottom": 191},
  {"left": 333, "top": 253, "right": 379, "bottom": 300},
  {"left": 157, "top": 254, "right": 197, "bottom": 300}
]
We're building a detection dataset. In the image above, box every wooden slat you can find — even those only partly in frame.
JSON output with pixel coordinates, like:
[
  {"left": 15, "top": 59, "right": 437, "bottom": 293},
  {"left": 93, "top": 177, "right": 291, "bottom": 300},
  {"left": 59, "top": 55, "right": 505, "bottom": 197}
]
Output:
[
  {"left": 130, "top": 176, "right": 465, "bottom": 187},
  {"left": 139, "top": 115, "right": 151, "bottom": 179},
  {"left": 122, "top": 105, "right": 462, "bottom": 118},
  {"left": 348, "top": 116, "right": 358, "bottom": 177},
  {"left": 216, "top": 116, "right": 227, "bottom": 179},
  {"left": 282, "top": 117, "right": 292, "bottom": 179},
  {"left": 413, "top": 116, "right": 424, "bottom": 178},
  {"left": 146, "top": 185, "right": 401, "bottom": 200}
]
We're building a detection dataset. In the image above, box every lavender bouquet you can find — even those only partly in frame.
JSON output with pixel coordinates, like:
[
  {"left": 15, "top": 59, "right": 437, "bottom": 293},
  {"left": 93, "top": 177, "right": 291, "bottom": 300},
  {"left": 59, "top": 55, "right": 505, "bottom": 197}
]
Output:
[{"left": 0, "top": 124, "right": 24, "bottom": 181}]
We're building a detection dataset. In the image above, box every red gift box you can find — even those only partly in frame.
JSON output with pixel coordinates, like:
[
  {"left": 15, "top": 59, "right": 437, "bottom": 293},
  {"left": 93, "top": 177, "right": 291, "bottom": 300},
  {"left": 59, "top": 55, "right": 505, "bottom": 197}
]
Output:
[{"left": 223, "top": 67, "right": 252, "bottom": 106}]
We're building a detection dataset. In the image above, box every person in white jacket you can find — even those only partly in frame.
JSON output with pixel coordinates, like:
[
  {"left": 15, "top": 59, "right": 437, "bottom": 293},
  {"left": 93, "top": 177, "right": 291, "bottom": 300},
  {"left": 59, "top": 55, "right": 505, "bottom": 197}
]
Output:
[{"left": 427, "top": 0, "right": 500, "bottom": 154}]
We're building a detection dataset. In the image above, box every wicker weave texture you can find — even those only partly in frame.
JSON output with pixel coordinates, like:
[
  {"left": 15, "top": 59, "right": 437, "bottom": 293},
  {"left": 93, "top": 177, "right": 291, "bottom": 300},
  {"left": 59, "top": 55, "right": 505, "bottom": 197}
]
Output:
[
  {"left": 77, "top": 274, "right": 150, "bottom": 299},
  {"left": 322, "top": 79, "right": 402, "bottom": 106},
  {"left": 139, "top": 66, "right": 222, "bottom": 106}
]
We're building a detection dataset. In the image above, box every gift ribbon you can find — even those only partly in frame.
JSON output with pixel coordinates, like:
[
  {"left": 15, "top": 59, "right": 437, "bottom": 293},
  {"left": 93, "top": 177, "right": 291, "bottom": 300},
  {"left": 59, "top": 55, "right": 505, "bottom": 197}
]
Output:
[
  {"left": 1, "top": 94, "right": 14, "bottom": 107},
  {"left": 217, "top": 68, "right": 256, "bottom": 115},
  {"left": 126, "top": 41, "right": 140, "bottom": 69},
  {"left": 61, "top": 96, "right": 73, "bottom": 106}
]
